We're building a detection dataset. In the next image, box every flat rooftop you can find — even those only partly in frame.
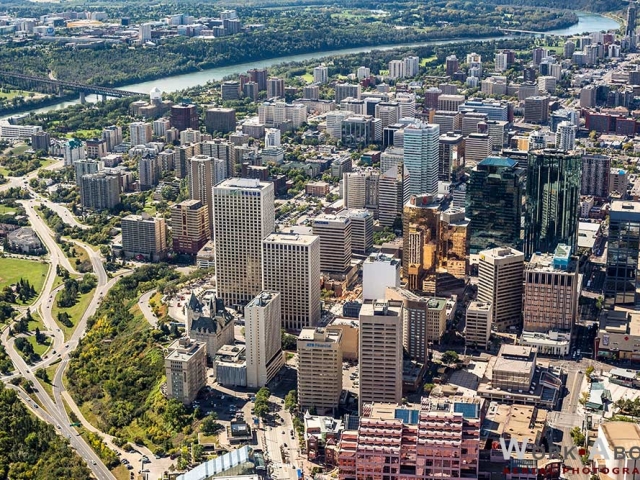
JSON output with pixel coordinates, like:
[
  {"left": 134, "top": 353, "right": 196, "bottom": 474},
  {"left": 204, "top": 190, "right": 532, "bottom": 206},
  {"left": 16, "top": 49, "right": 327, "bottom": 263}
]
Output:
[
  {"left": 263, "top": 232, "right": 318, "bottom": 246},
  {"left": 482, "top": 403, "right": 547, "bottom": 444},
  {"left": 494, "top": 345, "right": 537, "bottom": 374},
  {"left": 601, "top": 422, "right": 640, "bottom": 452}
]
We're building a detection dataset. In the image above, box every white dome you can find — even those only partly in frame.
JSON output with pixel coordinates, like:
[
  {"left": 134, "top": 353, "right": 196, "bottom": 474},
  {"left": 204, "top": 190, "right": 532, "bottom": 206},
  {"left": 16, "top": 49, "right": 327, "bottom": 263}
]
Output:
[{"left": 149, "top": 87, "right": 162, "bottom": 100}]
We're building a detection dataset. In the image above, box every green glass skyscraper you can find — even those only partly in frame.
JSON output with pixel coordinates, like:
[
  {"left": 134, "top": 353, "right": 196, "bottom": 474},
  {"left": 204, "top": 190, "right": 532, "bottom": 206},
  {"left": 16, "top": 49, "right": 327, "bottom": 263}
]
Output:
[
  {"left": 467, "top": 157, "right": 525, "bottom": 254},
  {"left": 524, "top": 149, "right": 581, "bottom": 258}
]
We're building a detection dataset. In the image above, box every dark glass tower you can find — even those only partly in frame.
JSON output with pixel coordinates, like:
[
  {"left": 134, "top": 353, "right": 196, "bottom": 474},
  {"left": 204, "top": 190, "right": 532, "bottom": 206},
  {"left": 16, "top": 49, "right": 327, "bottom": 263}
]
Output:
[
  {"left": 524, "top": 149, "right": 581, "bottom": 258},
  {"left": 605, "top": 201, "right": 640, "bottom": 307},
  {"left": 466, "top": 157, "right": 525, "bottom": 254}
]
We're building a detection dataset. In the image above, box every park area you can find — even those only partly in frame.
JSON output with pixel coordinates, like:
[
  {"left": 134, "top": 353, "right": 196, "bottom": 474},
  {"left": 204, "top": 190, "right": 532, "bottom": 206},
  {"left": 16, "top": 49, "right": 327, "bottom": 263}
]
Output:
[{"left": 0, "top": 257, "right": 49, "bottom": 299}]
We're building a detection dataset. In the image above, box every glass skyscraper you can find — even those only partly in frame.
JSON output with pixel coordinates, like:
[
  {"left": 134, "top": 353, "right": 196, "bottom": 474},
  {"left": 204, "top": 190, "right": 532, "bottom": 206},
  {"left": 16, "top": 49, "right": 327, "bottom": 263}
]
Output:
[
  {"left": 466, "top": 157, "right": 525, "bottom": 254},
  {"left": 524, "top": 149, "right": 581, "bottom": 258},
  {"left": 403, "top": 121, "right": 439, "bottom": 197},
  {"left": 605, "top": 201, "right": 640, "bottom": 307}
]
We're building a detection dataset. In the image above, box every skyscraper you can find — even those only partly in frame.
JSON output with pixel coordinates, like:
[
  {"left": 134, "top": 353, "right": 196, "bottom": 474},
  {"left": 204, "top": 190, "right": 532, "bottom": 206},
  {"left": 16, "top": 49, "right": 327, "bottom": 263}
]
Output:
[
  {"left": 129, "top": 121, "right": 152, "bottom": 146},
  {"left": 213, "top": 178, "right": 275, "bottom": 307},
  {"left": 245, "top": 291, "right": 284, "bottom": 389},
  {"left": 262, "top": 233, "right": 321, "bottom": 331},
  {"left": 312, "top": 213, "right": 352, "bottom": 274},
  {"left": 80, "top": 173, "right": 120, "bottom": 211},
  {"left": 445, "top": 55, "right": 459, "bottom": 76},
  {"left": 627, "top": 3, "right": 637, "bottom": 51},
  {"left": 605, "top": 201, "right": 640, "bottom": 307},
  {"left": 313, "top": 65, "right": 329, "bottom": 84},
  {"left": 190, "top": 155, "right": 225, "bottom": 238},
  {"left": 121, "top": 213, "right": 167, "bottom": 262},
  {"left": 467, "top": 157, "right": 525, "bottom": 253},
  {"left": 358, "top": 301, "right": 403, "bottom": 413},
  {"left": 466, "top": 301, "right": 492, "bottom": 350},
  {"left": 403, "top": 121, "right": 439, "bottom": 196},
  {"left": 266, "top": 77, "right": 285, "bottom": 99},
  {"left": 477, "top": 247, "right": 524, "bottom": 332},
  {"left": 581, "top": 154, "right": 611, "bottom": 198},
  {"left": 378, "top": 164, "right": 410, "bottom": 229},
  {"left": 170, "top": 103, "right": 199, "bottom": 132},
  {"left": 556, "top": 121, "right": 576, "bottom": 151},
  {"left": 524, "top": 149, "right": 581, "bottom": 257}
]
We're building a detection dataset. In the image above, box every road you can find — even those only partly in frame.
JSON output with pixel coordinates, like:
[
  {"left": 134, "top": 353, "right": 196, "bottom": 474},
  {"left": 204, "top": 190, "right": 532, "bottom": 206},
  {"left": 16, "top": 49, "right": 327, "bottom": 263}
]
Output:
[
  {"left": 138, "top": 289, "right": 158, "bottom": 327},
  {"left": 0, "top": 157, "right": 63, "bottom": 193}
]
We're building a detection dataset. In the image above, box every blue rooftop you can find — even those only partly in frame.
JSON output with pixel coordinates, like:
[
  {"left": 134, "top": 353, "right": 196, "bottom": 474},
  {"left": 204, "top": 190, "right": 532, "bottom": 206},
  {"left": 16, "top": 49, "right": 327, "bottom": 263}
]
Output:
[
  {"left": 479, "top": 157, "right": 517, "bottom": 168},
  {"left": 394, "top": 408, "right": 420, "bottom": 424},
  {"left": 453, "top": 402, "right": 479, "bottom": 419}
]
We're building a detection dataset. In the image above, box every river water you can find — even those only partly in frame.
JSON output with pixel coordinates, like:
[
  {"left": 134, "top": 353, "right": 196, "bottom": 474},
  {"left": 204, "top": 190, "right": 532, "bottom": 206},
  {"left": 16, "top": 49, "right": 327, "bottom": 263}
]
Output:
[{"left": 4, "top": 11, "right": 619, "bottom": 119}]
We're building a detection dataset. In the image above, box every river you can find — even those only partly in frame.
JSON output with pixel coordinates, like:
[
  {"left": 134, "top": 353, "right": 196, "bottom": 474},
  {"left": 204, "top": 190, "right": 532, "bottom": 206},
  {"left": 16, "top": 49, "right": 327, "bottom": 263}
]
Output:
[{"left": 5, "top": 11, "right": 619, "bottom": 119}]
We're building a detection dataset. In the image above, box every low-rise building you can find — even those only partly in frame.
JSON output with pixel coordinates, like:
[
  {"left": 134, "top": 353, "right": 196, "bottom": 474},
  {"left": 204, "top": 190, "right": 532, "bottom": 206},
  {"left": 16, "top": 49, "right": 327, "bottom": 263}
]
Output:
[
  {"left": 518, "top": 330, "right": 571, "bottom": 357},
  {"left": 6, "top": 227, "right": 44, "bottom": 255},
  {"left": 214, "top": 344, "right": 247, "bottom": 387}
]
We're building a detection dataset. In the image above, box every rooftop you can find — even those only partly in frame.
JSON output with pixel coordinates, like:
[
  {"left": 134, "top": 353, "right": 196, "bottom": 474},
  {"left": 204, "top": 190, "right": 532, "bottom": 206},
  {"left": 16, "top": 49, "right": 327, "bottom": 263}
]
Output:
[
  {"left": 215, "top": 177, "right": 269, "bottom": 190},
  {"left": 478, "top": 156, "right": 518, "bottom": 168},
  {"left": 601, "top": 422, "right": 640, "bottom": 452},
  {"left": 166, "top": 337, "right": 205, "bottom": 362},
  {"left": 247, "top": 291, "right": 279, "bottom": 308},
  {"left": 263, "top": 232, "right": 318, "bottom": 246}
]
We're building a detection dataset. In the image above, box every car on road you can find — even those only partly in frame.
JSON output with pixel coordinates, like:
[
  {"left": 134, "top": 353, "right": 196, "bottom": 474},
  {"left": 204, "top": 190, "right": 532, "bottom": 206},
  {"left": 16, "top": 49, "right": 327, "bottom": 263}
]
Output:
[
  {"left": 126, "top": 465, "right": 133, "bottom": 470},
  {"left": 91, "top": 461, "right": 96, "bottom": 465}
]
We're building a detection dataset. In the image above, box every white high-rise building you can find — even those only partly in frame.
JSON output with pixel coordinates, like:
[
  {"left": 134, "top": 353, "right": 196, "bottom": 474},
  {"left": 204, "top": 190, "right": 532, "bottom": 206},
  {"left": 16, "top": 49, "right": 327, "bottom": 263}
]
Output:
[
  {"left": 213, "top": 178, "right": 275, "bottom": 307},
  {"left": 189, "top": 155, "right": 225, "bottom": 237},
  {"left": 388, "top": 60, "right": 405, "bottom": 80},
  {"left": 357, "top": 66, "right": 371, "bottom": 79},
  {"left": 245, "top": 291, "right": 284, "bottom": 389},
  {"left": 359, "top": 300, "right": 403, "bottom": 413},
  {"left": 403, "top": 121, "right": 440, "bottom": 196},
  {"left": 477, "top": 247, "right": 524, "bottom": 332},
  {"left": 139, "top": 22, "right": 152, "bottom": 42},
  {"left": 129, "top": 121, "right": 152, "bottom": 146},
  {"left": 326, "top": 111, "right": 350, "bottom": 138},
  {"left": 556, "top": 121, "right": 576, "bottom": 151},
  {"left": 404, "top": 56, "right": 420, "bottom": 77},
  {"left": 262, "top": 232, "right": 321, "bottom": 331},
  {"left": 362, "top": 253, "right": 401, "bottom": 300},
  {"left": 495, "top": 52, "right": 509, "bottom": 72},
  {"left": 264, "top": 128, "right": 281, "bottom": 148},
  {"left": 313, "top": 65, "right": 329, "bottom": 84}
]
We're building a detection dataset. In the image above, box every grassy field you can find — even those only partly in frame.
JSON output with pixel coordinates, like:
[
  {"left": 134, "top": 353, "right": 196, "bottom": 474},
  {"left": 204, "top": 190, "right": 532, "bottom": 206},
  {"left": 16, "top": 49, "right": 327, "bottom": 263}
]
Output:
[
  {"left": 111, "top": 465, "right": 131, "bottom": 480},
  {"left": 0, "top": 167, "right": 10, "bottom": 176},
  {"left": 27, "top": 333, "right": 51, "bottom": 357},
  {"left": 6, "top": 144, "right": 29, "bottom": 156},
  {"left": 38, "top": 158, "right": 57, "bottom": 170},
  {"left": 0, "top": 257, "right": 49, "bottom": 303},
  {"left": 420, "top": 55, "right": 437, "bottom": 66},
  {"left": 65, "top": 129, "right": 101, "bottom": 140},
  {"left": 0, "top": 89, "right": 40, "bottom": 100},
  {"left": 27, "top": 311, "right": 44, "bottom": 332},
  {"left": 52, "top": 287, "right": 96, "bottom": 341},
  {"left": 65, "top": 243, "right": 92, "bottom": 271},
  {"left": 0, "top": 204, "right": 16, "bottom": 214},
  {"left": 35, "top": 360, "right": 61, "bottom": 401},
  {"left": 301, "top": 72, "right": 314, "bottom": 83}
]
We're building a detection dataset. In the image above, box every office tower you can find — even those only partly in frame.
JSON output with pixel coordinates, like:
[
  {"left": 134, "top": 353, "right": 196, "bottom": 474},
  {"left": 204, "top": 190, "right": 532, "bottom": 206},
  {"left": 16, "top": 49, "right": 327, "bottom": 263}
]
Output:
[
  {"left": 205, "top": 107, "right": 236, "bottom": 134},
  {"left": 461, "top": 112, "right": 488, "bottom": 137},
  {"left": 466, "top": 301, "right": 492, "bottom": 349},
  {"left": 381, "top": 146, "right": 404, "bottom": 173},
  {"left": 477, "top": 247, "right": 524, "bottom": 331},
  {"left": 403, "top": 194, "right": 441, "bottom": 294},
  {"left": 341, "top": 97, "right": 364, "bottom": 114},
  {"left": 73, "top": 159, "right": 103, "bottom": 186},
  {"left": 538, "top": 75, "right": 556, "bottom": 94},
  {"left": 518, "top": 82, "right": 539, "bottom": 101},
  {"left": 464, "top": 133, "right": 492, "bottom": 164},
  {"left": 213, "top": 178, "right": 275, "bottom": 307},
  {"left": 346, "top": 209, "right": 374, "bottom": 255},
  {"left": 524, "top": 245, "right": 578, "bottom": 333},
  {"left": 138, "top": 156, "right": 160, "bottom": 191},
  {"left": 264, "top": 128, "right": 281, "bottom": 148},
  {"left": 335, "top": 83, "right": 361, "bottom": 103},
  {"left": 403, "top": 121, "right": 439, "bottom": 196},
  {"left": 248, "top": 68, "right": 268, "bottom": 91},
  {"left": 245, "top": 291, "right": 284, "bottom": 388},
  {"left": 524, "top": 149, "right": 581, "bottom": 257},
  {"left": 524, "top": 96, "right": 550, "bottom": 124},
  {"left": 189, "top": 155, "right": 224, "bottom": 237},
  {"left": 495, "top": 52, "right": 509, "bottom": 72},
  {"left": 63, "top": 139, "right": 85, "bottom": 166},
  {"left": 556, "top": 121, "right": 576, "bottom": 151},
  {"left": 445, "top": 54, "right": 459, "bottom": 76},
  {"left": 31, "top": 130, "right": 50, "bottom": 153},
  {"left": 403, "top": 56, "right": 419, "bottom": 77},
  {"left": 84, "top": 138, "right": 106, "bottom": 159},
  {"left": 467, "top": 157, "right": 525, "bottom": 253},
  {"left": 80, "top": 173, "right": 120, "bottom": 210},
  {"left": 171, "top": 199, "right": 210, "bottom": 255},
  {"left": 129, "top": 121, "right": 152, "bottom": 146},
  {"left": 165, "top": 337, "right": 207, "bottom": 405},
  {"left": 363, "top": 253, "right": 400, "bottom": 300},
  {"left": 312, "top": 213, "right": 352, "bottom": 274},
  {"left": 152, "top": 118, "right": 170, "bottom": 138},
  {"left": 343, "top": 171, "right": 379, "bottom": 212},
  {"left": 375, "top": 103, "right": 400, "bottom": 129},
  {"left": 121, "top": 213, "right": 167, "bottom": 262},
  {"left": 338, "top": 397, "right": 481, "bottom": 480},
  {"left": 174, "top": 143, "right": 199, "bottom": 179},
  {"left": 313, "top": 65, "right": 329, "bottom": 84},
  {"left": 605, "top": 201, "right": 640, "bottom": 306},
  {"left": 297, "top": 327, "right": 343, "bottom": 414},
  {"left": 358, "top": 301, "right": 403, "bottom": 413},
  {"left": 438, "top": 208, "right": 469, "bottom": 290},
  {"left": 532, "top": 47, "right": 547, "bottom": 66},
  {"left": 139, "top": 22, "right": 152, "bottom": 42},
  {"left": 627, "top": 3, "right": 637, "bottom": 51},
  {"left": 580, "top": 85, "right": 596, "bottom": 108},
  {"left": 423, "top": 87, "right": 442, "bottom": 110},
  {"left": 379, "top": 164, "right": 410, "bottom": 228},
  {"left": 266, "top": 77, "right": 285, "bottom": 99},
  {"left": 221, "top": 81, "right": 241, "bottom": 101},
  {"left": 437, "top": 94, "right": 465, "bottom": 111},
  {"left": 170, "top": 103, "right": 199, "bottom": 132},
  {"left": 564, "top": 40, "right": 576, "bottom": 58},
  {"left": 356, "top": 66, "right": 370, "bottom": 79},
  {"left": 102, "top": 125, "right": 122, "bottom": 152},
  {"left": 340, "top": 115, "right": 381, "bottom": 147},
  {"left": 433, "top": 111, "right": 461, "bottom": 133},
  {"left": 262, "top": 232, "right": 321, "bottom": 331}
]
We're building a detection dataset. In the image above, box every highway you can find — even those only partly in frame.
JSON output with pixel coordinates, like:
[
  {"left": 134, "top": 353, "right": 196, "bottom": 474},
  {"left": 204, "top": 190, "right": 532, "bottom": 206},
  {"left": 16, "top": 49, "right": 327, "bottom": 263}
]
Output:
[{"left": 0, "top": 185, "right": 118, "bottom": 480}]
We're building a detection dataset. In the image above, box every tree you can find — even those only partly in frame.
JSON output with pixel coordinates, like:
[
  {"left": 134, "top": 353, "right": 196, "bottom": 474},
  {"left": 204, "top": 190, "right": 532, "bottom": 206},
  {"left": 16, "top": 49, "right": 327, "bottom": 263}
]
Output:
[
  {"left": 570, "top": 426, "right": 586, "bottom": 447},
  {"left": 201, "top": 415, "right": 223, "bottom": 435},
  {"left": 281, "top": 329, "right": 296, "bottom": 350},
  {"left": 441, "top": 351, "right": 460, "bottom": 364},
  {"left": 254, "top": 402, "right": 270, "bottom": 418},
  {"left": 585, "top": 365, "right": 595, "bottom": 381},
  {"left": 284, "top": 390, "right": 298, "bottom": 412},
  {"left": 423, "top": 383, "right": 435, "bottom": 395}
]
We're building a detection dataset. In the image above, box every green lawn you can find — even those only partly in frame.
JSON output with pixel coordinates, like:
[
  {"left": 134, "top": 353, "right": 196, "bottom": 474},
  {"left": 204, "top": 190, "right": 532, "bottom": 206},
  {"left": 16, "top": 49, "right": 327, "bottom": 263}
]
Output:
[
  {"left": 7, "top": 144, "right": 29, "bottom": 156},
  {"left": 420, "top": 55, "right": 437, "bottom": 66},
  {"left": 0, "top": 204, "right": 16, "bottom": 214},
  {"left": 35, "top": 360, "right": 61, "bottom": 401},
  {"left": 301, "top": 73, "right": 314, "bottom": 83},
  {"left": 0, "top": 257, "right": 49, "bottom": 304},
  {"left": 65, "top": 129, "right": 101, "bottom": 140},
  {"left": 27, "top": 311, "right": 44, "bottom": 332},
  {"left": 0, "top": 89, "right": 39, "bottom": 100},
  {"left": 0, "top": 167, "right": 10, "bottom": 176},
  {"left": 51, "top": 287, "right": 96, "bottom": 341},
  {"left": 27, "top": 333, "right": 51, "bottom": 357},
  {"left": 64, "top": 244, "right": 91, "bottom": 271},
  {"left": 38, "top": 158, "right": 57, "bottom": 170}
]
